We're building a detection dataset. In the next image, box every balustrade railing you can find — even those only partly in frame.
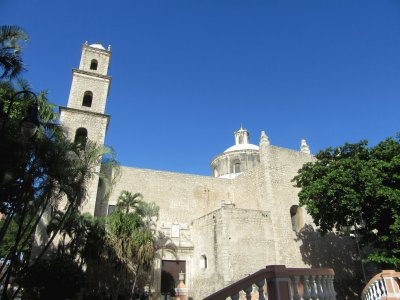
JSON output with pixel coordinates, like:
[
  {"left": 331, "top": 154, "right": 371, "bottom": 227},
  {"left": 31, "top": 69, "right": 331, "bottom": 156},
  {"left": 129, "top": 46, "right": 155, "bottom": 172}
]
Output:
[
  {"left": 203, "top": 265, "right": 336, "bottom": 300},
  {"left": 362, "top": 270, "right": 400, "bottom": 300}
]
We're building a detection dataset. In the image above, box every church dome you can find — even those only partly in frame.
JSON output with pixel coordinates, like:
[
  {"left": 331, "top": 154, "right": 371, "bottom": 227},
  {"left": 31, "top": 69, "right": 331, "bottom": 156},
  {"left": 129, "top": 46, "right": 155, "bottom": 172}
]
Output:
[
  {"left": 211, "top": 127, "right": 260, "bottom": 179},
  {"left": 224, "top": 143, "right": 259, "bottom": 153}
]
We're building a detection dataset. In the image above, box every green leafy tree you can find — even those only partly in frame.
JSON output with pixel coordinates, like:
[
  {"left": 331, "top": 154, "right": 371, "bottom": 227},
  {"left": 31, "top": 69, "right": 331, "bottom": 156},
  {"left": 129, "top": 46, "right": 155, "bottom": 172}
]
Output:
[
  {"left": 105, "top": 191, "right": 167, "bottom": 299},
  {"left": 292, "top": 134, "right": 400, "bottom": 268},
  {"left": 0, "top": 80, "right": 119, "bottom": 299},
  {"left": 0, "top": 28, "right": 120, "bottom": 299}
]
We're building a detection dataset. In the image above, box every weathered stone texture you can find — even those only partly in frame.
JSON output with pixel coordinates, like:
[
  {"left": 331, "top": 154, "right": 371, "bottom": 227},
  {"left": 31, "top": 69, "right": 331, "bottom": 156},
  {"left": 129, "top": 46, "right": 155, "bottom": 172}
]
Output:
[
  {"left": 59, "top": 108, "right": 109, "bottom": 144},
  {"left": 79, "top": 45, "right": 111, "bottom": 76},
  {"left": 67, "top": 71, "right": 111, "bottom": 114},
  {"left": 261, "top": 145, "right": 315, "bottom": 267},
  {"left": 108, "top": 166, "right": 234, "bottom": 224},
  {"left": 190, "top": 206, "right": 274, "bottom": 299}
]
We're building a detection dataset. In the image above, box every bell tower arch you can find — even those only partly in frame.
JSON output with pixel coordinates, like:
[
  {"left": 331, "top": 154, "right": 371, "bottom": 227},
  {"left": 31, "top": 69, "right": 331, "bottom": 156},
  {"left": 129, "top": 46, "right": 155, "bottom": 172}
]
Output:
[{"left": 59, "top": 42, "right": 112, "bottom": 215}]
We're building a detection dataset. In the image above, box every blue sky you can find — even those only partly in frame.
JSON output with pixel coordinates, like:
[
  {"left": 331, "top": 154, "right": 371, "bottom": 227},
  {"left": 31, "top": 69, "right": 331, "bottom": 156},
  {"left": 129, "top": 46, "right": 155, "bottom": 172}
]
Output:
[{"left": 2, "top": 1, "right": 400, "bottom": 175}]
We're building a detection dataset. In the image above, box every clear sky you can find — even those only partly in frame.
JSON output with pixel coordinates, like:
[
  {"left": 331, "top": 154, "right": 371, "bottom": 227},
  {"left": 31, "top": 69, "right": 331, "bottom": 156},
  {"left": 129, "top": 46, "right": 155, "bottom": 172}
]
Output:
[{"left": 2, "top": 1, "right": 400, "bottom": 175}]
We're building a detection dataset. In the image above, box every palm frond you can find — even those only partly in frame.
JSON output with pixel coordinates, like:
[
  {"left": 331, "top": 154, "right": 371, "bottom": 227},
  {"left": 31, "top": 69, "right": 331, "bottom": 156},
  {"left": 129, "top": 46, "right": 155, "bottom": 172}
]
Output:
[{"left": 0, "top": 25, "right": 28, "bottom": 46}]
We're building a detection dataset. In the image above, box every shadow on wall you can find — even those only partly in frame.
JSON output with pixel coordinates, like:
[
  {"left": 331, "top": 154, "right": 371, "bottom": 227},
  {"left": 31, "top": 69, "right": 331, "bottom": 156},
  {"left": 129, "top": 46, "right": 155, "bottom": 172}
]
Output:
[{"left": 296, "top": 224, "right": 376, "bottom": 299}]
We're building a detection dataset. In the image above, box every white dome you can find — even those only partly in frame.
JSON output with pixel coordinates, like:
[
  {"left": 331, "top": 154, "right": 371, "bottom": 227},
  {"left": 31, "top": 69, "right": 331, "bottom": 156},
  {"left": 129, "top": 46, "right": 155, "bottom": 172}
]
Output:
[
  {"left": 89, "top": 43, "right": 106, "bottom": 50},
  {"left": 224, "top": 143, "right": 259, "bottom": 153}
]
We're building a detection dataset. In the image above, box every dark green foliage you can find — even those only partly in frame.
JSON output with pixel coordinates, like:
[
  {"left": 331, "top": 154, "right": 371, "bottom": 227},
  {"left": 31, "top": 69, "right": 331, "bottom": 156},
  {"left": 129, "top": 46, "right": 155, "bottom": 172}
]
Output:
[
  {"left": 21, "top": 256, "right": 85, "bottom": 300},
  {"left": 0, "top": 218, "right": 32, "bottom": 259},
  {"left": 0, "top": 25, "right": 28, "bottom": 78},
  {"left": 292, "top": 134, "right": 400, "bottom": 268}
]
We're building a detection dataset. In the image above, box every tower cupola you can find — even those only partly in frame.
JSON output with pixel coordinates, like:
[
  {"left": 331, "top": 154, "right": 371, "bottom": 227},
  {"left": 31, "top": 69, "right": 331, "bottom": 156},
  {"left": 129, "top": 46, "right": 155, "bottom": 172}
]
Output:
[{"left": 234, "top": 126, "right": 250, "bottom": 145}]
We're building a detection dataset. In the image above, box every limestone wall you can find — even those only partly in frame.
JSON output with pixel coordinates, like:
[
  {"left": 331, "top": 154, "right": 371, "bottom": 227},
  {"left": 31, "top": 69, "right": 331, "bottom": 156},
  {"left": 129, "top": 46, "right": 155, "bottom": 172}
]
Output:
[
  {"left": 67, "top": 71, "right": 111, "bottom": 114},
  {"left": 107, "top": 166, "right": 234, "bottom": 223},
  {"left": 261, "top": 145, "right": 315, "bottom": 267},
  {"left": 191, "top": 206, "right": 274, "bottom": 299},
  {"left": 231, "top": 165, "right": 266, "bottom": 211},
  {"left": 59, "top": 107, "right": 109, "bottom": 144}
]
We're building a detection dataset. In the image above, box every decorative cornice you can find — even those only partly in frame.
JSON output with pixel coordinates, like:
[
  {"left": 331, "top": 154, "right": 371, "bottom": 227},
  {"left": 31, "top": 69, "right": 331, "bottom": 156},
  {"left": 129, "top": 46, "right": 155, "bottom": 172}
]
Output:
[
  {"left": 72, "top": 69, "right": 111, "bottom": 80},
  {"left": 59, "top": 106, "right": 110, "bottom": 119}
]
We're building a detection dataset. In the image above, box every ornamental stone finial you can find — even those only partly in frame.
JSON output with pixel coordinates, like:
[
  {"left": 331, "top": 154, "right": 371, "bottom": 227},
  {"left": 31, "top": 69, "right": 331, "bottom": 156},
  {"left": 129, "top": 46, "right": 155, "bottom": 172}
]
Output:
[
  {"left": 107, "top": 45, "right": 111, "bottom": 51},
  {"left": 300, "top": 139, "right": 311, "bottom": 154},
  {"left": 260, "top": 131, "right": 270, "bottom": 146},
  {"left": 84, "top": 41, "right": 88, "bottom": 45}
]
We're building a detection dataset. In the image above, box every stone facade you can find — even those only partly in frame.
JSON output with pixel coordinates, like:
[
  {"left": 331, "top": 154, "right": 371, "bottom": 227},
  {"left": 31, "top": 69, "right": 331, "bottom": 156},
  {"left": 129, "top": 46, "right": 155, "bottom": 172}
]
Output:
[{"left": 61, "top": 43, "right": 358, "bottom": 299}]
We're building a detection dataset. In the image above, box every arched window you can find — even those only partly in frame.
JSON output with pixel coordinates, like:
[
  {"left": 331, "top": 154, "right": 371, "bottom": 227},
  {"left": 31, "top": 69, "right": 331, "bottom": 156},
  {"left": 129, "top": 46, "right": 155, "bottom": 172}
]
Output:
[
  {"left": 90, "top": 59, "right": 98, "bottom": 70},
  {"left": 74, "top": 127, "right": 88, "bottom": 146},
  {"left": 239, "top": 135, "right": 243, "bottom": 144},
  {"left": 200, "top": 255, "right": 207, "bottom": 269},
  {"left": 290, "top": 205, "right": 304, "bottom": 232},
  {"left": 82, "top": 91, "right": 93, "bottom": 107}
]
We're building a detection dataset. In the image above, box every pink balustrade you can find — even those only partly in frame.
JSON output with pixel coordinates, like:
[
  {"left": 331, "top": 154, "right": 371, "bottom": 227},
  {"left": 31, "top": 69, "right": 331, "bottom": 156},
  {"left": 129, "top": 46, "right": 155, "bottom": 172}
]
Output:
[
  {"left": 203, "top": 265, "right": 336, "bottom": 300},
  {"left": 362, "top": 270, "right": 400, "bottom": 300}
]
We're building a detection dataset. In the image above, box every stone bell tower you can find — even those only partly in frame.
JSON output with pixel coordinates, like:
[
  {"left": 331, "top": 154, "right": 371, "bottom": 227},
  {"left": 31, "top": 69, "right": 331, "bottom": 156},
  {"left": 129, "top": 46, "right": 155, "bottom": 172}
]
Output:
[{"left": 59, "top": 42, "right": 112, "bottom": 215}]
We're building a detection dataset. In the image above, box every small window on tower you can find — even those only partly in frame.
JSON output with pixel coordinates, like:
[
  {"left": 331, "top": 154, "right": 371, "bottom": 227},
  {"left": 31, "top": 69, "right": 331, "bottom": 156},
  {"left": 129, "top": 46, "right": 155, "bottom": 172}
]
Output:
[
  {"left": 90, "top": 59, "right": 98, "bottom": 70},
  {"left": 82, "top": 91, "right": 93, "bottom": 107}
]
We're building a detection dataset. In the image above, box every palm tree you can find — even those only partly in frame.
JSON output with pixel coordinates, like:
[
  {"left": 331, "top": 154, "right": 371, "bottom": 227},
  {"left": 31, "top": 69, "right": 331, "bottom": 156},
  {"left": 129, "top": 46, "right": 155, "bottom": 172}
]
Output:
[
  {"left": 115, "top": 191, "right": 143, "bottom": 214},
  {"left": 0, "top": 25, "right": 28, "bottom": 79}
]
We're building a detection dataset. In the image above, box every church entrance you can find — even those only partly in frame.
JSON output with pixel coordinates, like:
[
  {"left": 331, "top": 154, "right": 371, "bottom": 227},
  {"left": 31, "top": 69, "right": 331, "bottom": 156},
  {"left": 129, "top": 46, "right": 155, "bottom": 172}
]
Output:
[{"left": 160, "top": 260, "right": 185, "bottom": 300}]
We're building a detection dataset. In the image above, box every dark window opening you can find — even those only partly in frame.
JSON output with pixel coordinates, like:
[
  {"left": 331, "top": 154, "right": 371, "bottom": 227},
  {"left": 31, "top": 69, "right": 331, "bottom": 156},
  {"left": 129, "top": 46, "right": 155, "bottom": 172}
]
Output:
[
  {"left": 74, "top": 127, "right": 88, "bottom": 146},
  {"left": 201, "top": 255, "right": 207, "bottom": 269},
  {"left": 290, "top": 205, "right": 304, "bottom": 232},
  {"left": 108, "top": 204, "right": 115, "bottom": 215},
  {"left": 90, "top": 59, "right": 98, "bottom": 70},
  {"left": 82, "top": 91, "right": 93, "bottom": 107}
]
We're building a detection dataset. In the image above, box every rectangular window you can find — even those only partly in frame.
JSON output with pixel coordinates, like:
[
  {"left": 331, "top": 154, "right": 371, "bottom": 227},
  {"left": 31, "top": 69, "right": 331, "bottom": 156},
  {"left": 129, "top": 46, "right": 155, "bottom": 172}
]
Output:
[{"left": 107, "top": 204, "right": 115, "bottom": 215}]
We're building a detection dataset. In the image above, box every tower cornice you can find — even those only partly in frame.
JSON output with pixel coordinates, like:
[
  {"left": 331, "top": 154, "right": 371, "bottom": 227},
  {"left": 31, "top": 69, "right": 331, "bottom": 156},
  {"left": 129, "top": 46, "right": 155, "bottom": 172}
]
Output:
[
  {"left": 59, "top": 106, "right": 111, "bottom": 130},
  {"left": 72, "top": 69, "right": 112, "bottom": 81},
  {"left": 59, "top": 105, "right": 110, "bottom": 118}
]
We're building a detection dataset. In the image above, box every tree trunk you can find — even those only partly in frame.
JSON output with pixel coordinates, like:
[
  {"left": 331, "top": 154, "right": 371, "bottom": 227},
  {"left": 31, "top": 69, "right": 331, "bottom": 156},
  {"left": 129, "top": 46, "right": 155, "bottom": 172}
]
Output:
[{"left": 130, "top": 264, "right": 140, "bottom": 300}]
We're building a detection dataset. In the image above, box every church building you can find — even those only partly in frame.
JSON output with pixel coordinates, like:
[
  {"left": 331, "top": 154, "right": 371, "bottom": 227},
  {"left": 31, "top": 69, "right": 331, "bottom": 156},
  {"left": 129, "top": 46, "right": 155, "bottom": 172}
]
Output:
[{"left": 59, "top": 42, "right": 356, "bottom": 299}]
